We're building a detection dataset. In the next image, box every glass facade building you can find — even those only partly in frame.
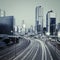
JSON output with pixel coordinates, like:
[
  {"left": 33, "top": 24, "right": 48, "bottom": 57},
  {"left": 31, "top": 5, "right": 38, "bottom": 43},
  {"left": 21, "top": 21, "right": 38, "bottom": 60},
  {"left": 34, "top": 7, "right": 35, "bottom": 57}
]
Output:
[
  {"left": 46, "top": 10, "right": 56, "bottom": 35},
  {"left": 35, "top": 6, "right": 43, "bottom": 34},
  {"left": 0, "top": 16, "right": 14, "bottom": 35}
]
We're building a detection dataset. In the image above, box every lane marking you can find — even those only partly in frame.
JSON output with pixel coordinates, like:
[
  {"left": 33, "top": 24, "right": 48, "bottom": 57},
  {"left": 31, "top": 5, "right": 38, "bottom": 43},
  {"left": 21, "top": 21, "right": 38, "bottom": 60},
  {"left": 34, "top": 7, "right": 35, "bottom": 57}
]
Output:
[
  {"left": 45, "top": 44, "right": 53, "bottom": 60},
  {"left": 13, "top": 40, "right": 34, "bottom": 60},
  {"left": 32, "top": 44, "right": 39, "bottom": 60},
  {"left": 0, "top": 41, "right": 25, "bottom": 58},
  {"left": 21, "top": 44, "right": 35, "bottom": 60},
  {"left": 36, "top": 39, "right": 45, "bottom": 60},
  {"left": 36, "top": 39, "right": 53, "bottom": 60}
]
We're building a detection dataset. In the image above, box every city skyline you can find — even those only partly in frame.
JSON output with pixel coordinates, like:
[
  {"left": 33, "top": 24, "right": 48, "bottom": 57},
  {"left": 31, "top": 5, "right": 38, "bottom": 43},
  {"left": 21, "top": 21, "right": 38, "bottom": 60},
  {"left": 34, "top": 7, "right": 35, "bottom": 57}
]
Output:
[{"left": 0, "top": 0, "right": 60, "bottom": 28}]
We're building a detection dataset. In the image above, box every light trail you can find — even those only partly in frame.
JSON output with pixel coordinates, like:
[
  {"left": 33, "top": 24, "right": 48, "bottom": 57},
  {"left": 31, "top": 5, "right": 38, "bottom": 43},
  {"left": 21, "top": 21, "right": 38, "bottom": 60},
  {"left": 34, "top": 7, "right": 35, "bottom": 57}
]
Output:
[{"left": 36, "top": 39, "right": 53, "bottom": 60}]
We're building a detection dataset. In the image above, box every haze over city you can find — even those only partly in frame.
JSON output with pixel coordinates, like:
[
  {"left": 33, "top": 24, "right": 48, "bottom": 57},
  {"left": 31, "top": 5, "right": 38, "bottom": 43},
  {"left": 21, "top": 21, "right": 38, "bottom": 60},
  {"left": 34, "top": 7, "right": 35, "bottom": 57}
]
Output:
[
  {"left": 0, "top": 0, "right": 60, "bottom": 28},
  {"left": 0, "top": 0, "right": 60, "bottom": 60}
]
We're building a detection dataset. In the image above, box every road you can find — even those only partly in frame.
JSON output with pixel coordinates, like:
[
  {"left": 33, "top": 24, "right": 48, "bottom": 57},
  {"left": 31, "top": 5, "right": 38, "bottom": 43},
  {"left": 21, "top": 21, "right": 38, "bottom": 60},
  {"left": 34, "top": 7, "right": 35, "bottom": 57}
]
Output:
[
  {"left": 0, "top": 38, "right": 30, "bottom": 60},
  {"left": 0, "top": 37, "right": 60, "bottom": 60}
]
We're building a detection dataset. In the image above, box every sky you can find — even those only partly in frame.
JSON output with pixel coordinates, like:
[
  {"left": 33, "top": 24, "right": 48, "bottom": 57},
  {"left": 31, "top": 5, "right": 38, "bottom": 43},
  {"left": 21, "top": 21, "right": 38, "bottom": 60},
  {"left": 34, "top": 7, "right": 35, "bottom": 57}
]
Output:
[{"left": 0, "top": 0, "right": 60, "bottom": 28}]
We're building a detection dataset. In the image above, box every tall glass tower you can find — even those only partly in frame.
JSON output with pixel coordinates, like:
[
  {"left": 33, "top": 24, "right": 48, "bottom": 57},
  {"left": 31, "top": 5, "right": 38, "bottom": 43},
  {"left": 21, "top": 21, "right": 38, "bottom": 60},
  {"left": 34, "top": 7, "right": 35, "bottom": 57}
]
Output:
[
  {"left": 46, "top": 10, "right": 56, "bottom": 35},
  {"left": 35, "top": 6, "right": 43, "bottom": 34}
]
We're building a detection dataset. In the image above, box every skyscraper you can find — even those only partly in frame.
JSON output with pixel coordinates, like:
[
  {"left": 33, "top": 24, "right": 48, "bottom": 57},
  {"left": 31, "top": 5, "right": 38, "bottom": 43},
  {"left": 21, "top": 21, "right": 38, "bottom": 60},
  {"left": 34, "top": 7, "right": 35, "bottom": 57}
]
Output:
[
  {"left": 46, "top": 10, "right": 56, "bottom": 35},
  {"left": 21, "top": 20, "right": 26, "bottom": 35},
  {"left": 35, "top": 6, "right": 43, "bottom": 34}
]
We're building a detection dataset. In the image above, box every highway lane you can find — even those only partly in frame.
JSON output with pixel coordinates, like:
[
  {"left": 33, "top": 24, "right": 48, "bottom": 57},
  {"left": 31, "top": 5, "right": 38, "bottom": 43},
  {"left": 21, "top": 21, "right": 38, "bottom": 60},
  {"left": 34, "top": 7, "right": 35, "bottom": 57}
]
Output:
[
  {"left": 13, "top": 38, "right": 42, "bottom": 60},
  {"left": 41, "top": 36, "right": 60, "bottom": 60},
  {"left": 35, "top": 39, "right": 53, "bottom": 60},
  {"left": 0, "top": 38, "right": 30, "bottom": 60},
  {"left": 46, "top": 41, "right": 60, "bottom": 60},
  {"left": 0, "top": 37, "right": 60, "bottom": 60},
  {"left": 13, "top": 37, "right": 60, "bottom": 60}
]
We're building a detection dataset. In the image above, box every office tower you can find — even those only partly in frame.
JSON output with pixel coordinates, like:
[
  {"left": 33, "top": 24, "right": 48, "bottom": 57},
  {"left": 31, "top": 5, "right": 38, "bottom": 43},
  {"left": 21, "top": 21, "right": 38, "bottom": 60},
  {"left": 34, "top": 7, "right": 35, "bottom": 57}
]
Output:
[
  {"left": 0, "top": 16, "right": 14, "bottom": 35},
  {"left": 46, "top": 10, "right": 56, "bottom": 35},
  {"left": 35, "top": 6, "right": 43, "bottom": 34},
  {"left": 21, "top": 20, "right": 26, "bottom": 35}
]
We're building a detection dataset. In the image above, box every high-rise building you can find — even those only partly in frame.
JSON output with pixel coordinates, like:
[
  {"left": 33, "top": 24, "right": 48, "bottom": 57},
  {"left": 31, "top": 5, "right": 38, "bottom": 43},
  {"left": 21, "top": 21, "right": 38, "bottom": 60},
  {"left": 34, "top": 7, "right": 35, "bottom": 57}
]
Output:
[
  {"left": 46, "top": 10, "right": 56, "bottom": 35},
  {"left": 0, "top": 16, "right": 14, "bottom": 35},
  {"left": 20, "top": 20, "right": 26, "bottom": 35},
  {"left": 35, "top": 6, "right": 43, "bottom": 34}
]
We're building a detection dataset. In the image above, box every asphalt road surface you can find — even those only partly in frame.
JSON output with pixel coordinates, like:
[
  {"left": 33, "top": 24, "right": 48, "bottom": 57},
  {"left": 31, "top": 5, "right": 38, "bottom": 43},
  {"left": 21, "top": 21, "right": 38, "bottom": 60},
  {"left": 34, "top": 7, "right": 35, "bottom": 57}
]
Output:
[
  {"left": 0, "top": 37, "right": 60, "bottom": 60},
  {"left": 0, "top": 38, "right": 30, "bottom": 60}
]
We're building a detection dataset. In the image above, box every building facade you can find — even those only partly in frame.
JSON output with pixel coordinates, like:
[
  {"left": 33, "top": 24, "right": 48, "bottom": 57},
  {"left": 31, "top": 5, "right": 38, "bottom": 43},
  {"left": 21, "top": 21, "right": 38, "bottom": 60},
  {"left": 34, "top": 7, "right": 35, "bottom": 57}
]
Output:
[
  {"left": 35, "top": 6, "right": 43, "bottom": 34},
  {"left": 46, "top": 10, "right": 56, "bottom": 35},
  {"left": 0, "top": 16, "right": 14, "bottom": 35}
]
